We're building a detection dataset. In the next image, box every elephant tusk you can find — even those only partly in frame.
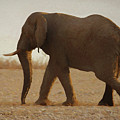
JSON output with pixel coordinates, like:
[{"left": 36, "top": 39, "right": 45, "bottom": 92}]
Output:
[{"left": 3, "top": 49, "right": 22, "bottom": 56}]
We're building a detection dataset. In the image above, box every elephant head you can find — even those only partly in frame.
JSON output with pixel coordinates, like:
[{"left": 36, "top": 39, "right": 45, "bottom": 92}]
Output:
[{"left": 4, "top": 13, "right": 47, "bottom": 104}]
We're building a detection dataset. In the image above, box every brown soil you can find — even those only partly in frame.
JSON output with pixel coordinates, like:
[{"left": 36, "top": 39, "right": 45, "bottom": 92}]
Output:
[{"left": 0, "top": 69, "right": 120, "bottom": 120}]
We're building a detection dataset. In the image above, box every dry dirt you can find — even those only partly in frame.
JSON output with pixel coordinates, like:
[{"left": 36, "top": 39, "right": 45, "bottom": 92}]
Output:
[{"left": 0, "top": 69, "right": 120, "bottom": 120}]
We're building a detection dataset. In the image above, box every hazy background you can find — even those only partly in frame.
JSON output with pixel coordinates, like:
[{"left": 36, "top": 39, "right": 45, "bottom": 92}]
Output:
[{"left": 0, "top": 0, "right": 120, "bottom": 64}]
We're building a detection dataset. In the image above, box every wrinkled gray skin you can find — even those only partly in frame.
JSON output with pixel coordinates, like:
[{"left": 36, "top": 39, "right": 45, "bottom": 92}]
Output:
[{"left": 4, "top": 12, "right": 120, "bottom": 106}]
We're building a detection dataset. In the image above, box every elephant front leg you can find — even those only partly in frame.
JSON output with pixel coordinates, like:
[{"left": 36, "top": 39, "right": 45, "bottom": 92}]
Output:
[
  {"left": 98, "top": 84, "right": 113, "bottom": 106},
  {"left": 35, "top": 63, "right": 56, "bottom": 105},
  {"left": 58, "top": 68, "right": 79, "bottom": 106}
]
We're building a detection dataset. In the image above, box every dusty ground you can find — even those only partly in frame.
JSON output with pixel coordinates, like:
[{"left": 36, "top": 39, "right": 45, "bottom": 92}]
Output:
[{"left": 0, "top": 69, "right": 120, "bottom": 120}]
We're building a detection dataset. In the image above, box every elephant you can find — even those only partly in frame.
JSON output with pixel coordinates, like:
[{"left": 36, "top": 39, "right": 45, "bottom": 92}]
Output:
[{"left": 4, "top": 12, "right": 120, "bottom": 106}]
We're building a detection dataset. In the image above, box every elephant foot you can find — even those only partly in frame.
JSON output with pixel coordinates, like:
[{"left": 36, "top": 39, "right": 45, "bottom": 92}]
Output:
[
  {"left": 98, "top": 99, "right": 114, "bottom": 106},
  {"left": 35, "top": 99, "right": 52, "bottom": 106},
  {"left": 62, "top": 100, "right": 80, "bottom": 106}
]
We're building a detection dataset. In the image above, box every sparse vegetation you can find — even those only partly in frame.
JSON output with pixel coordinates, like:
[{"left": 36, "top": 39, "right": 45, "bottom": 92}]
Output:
[{"left": 0, "top": 57, "right": 46, "bottom": 69}]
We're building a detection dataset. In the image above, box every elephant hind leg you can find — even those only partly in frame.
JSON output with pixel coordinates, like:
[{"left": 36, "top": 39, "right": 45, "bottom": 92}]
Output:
[
  {"left": 97, "top": 75, "right": 120, "bottom": 106},
  {"left": 94, "top": 57, "right": 120, "bottom": 106},
  {"left": 98, "top": 84, "right": 114, "bottom": 106},
  {"left": 98, "top": 68, "right": 120, "bottom": 106},
  {"left": 95, "top": 62, "right": 120, "bottom": 106}
]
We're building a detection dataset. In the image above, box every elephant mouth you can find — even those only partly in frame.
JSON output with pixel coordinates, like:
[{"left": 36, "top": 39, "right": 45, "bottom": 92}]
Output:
[{"left": 3, "top": 49, "right": 22, "bottom": 56}]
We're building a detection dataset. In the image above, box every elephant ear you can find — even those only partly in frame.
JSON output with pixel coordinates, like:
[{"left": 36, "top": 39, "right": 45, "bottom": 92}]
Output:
[{"left": 35, "top": 15, "right": 47, "bottom": 50}]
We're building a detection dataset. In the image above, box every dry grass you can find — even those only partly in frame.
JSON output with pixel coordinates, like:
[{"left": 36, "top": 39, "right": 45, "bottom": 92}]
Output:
[
  {"left": 0, "top": 57, "right": 46, "bottom": 69},
  {"left": 0, "top": 69, "right": 120, "bottom": 119}
]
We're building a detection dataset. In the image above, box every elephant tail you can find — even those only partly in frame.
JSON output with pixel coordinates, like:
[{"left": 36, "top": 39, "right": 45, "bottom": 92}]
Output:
[
  {"left": 117, "top": 56, "right": 120, "bottom": 78},
  {"left": 117, "top": 30, "right": 120, "bottom": 78}
]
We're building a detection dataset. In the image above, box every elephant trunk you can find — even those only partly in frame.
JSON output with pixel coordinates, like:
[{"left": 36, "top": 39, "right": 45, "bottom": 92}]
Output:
[{"left": 18, "top": 50, "right": 32, "bottom": 104}]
